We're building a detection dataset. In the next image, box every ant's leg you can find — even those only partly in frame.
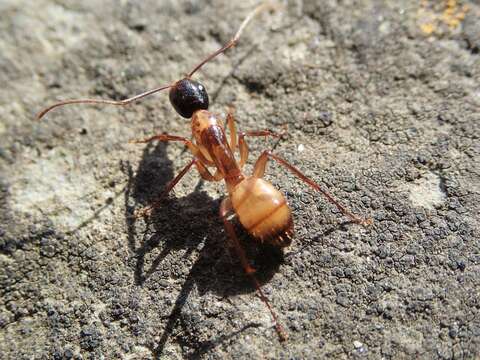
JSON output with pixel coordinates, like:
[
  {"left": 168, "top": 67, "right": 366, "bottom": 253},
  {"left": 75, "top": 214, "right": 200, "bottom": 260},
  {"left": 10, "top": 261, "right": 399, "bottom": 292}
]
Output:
[
  {"left": 220, "top": 198, "right": 255, "bottom": 274},
  {"left": 129, "top": 133, "right": 213, "bottom": 166},
  {"left": 136, "top": 158, "right": 226, "bottom": 218},
  {"left": 253, "top": 151, "right": 373, "bottom": 225},
  {"left": 194, "top": 160, "right": 224, "bottom": 182},
  {"left": 219, "top": 198, "right": 288, "bottom": 342},
  {"left": 238, "top": 130, "right": 283, "bottom": 169},
  {"left": 135, "top": 159, "right": 197, "bottom": 218},
  {"left": 226, "top": 108, "right": 237, "bottom": 150},
  {"left": 225, "top": 107, "right": 281, "bottom": 168}
]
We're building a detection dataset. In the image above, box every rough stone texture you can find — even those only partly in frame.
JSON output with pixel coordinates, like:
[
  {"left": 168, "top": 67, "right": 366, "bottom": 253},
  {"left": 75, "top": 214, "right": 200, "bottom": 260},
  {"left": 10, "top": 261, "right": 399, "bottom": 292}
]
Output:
[{"left": 1, "top": 0, "right": 479, "bottom": 359}]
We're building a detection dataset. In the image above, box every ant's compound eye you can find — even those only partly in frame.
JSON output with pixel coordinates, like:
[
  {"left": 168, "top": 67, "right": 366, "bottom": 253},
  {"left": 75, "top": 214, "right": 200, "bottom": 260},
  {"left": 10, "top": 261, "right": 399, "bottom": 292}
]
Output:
[{"left": 169, "top": 78, "right": 209, "bottom": 118}]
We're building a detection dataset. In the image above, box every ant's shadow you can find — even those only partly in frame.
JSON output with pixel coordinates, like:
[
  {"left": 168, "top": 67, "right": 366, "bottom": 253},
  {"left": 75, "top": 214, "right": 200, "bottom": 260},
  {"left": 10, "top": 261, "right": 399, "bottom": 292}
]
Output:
[{"left": 122, "top": 141, "right": 284, "bottom": 358}]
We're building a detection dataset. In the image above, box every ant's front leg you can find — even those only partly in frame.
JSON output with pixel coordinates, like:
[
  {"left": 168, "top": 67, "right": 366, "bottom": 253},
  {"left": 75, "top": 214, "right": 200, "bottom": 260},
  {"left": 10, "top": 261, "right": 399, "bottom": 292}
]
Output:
[
  {"left": 129, "top": 133, "right": 212, "bottom": 165},
  {"left": 226, "top": 108, "right": 237, "bottom": 150},
  {"left": 253, "top": 151, "right": 373, "bottom": 226},
  {"left": 219, "top": 198, "right": 288, "bottom": 342}
]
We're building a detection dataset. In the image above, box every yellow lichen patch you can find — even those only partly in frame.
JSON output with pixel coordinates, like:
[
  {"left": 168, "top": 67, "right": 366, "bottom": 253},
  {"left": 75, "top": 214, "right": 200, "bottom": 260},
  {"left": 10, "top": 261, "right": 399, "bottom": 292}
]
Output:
[
  {"left": 420, "top": 22, "right": 436, "bottom": 35},
  {"left": 442, "top": 0, "right": 469, "bottom": 29},
  {"left": 418, "top": 0, "right": 469, "bottom": 36}
]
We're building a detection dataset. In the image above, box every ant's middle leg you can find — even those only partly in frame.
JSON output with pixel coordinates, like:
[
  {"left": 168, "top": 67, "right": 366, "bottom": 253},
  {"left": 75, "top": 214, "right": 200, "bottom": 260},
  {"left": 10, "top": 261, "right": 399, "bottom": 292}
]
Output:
[
  {"left": 135, "top": 153, "right": 224, "bottom": 217},
  {"left": 238, "top": 129, "right": 285, "bottom": 169},
  {"left": 134, "top": 158, "right": 197, "bottom": 218},
  {"left": 194, "top": 160, "right": 224, "bottom": 182},
  {"left": 135, "top": 158, "right": 223, "bottom": 218},
  {"left": 225, "top": 107, "right": 286, "bottom": 168},
  {"left": 219, "top": 198, "right": 287, "bottom": 342},
  {"left": 252, "top": 151, "right": 373, "bottom": 226}
]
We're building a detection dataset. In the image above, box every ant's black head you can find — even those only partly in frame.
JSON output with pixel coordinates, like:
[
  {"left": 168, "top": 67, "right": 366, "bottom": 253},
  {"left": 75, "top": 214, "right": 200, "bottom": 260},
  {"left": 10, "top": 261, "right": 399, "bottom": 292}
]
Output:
[{"left": 169, "top": 78, "right": 209, "bottom": 118}]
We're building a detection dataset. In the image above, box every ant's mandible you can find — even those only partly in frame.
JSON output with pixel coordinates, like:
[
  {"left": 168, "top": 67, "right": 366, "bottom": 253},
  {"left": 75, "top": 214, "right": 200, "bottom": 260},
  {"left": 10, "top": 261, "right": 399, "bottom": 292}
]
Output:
[{"left": 36, "top": 2, "right": 372, "bottom": 342}]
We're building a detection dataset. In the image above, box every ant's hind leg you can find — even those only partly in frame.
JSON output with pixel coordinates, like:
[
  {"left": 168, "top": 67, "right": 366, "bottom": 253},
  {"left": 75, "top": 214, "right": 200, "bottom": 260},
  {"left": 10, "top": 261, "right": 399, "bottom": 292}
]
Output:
[
  {"left": 220, "top": 198, "right": 255, "bottom": 274},
  {"left": 219, "top": 198, "right": 287, "bottom": 342},
  {"left": 252, "top": 151, "right": 373, "bottom": 226}
]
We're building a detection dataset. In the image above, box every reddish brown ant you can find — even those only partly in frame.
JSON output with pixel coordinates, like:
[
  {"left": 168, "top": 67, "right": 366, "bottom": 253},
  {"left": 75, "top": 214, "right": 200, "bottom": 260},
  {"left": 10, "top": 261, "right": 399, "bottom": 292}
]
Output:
[{"left": 36, "top": 2, "right": 372, "bottom": 342}]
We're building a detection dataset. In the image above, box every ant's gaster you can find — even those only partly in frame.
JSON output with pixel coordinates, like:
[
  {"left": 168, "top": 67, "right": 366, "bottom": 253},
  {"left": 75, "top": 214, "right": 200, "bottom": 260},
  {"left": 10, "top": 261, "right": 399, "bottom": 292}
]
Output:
[{"left": 36, "top": 2, "right": 372, "bottom": 342}]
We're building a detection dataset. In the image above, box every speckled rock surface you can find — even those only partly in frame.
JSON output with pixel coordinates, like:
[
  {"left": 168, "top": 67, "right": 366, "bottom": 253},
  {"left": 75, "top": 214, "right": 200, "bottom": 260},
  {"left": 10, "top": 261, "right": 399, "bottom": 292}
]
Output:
[{"left": 1, "top": 0, "right": 479, "bottom": 359}]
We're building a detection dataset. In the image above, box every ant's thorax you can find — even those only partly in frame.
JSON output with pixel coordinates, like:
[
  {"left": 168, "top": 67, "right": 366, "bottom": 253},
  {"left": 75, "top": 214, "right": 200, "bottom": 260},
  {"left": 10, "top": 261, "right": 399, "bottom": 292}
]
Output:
[{"left": 191, "top": 110, "right": 244, "bottom": 192}]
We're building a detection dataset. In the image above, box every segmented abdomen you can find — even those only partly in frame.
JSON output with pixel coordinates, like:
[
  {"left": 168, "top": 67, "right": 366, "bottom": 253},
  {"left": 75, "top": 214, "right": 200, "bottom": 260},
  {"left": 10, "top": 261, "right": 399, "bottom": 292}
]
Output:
[{"left": 230, "top": 177, "right": 293, "bottom": 247}]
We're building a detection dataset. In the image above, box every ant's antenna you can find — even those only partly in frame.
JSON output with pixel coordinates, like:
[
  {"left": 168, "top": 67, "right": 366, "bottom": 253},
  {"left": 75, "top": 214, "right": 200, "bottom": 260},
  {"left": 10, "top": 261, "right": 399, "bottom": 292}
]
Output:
[
  {"left": 187, "top": 1, "right": 276, "bottom": 78},
  {"left": 36, "top": 84, "right": 173, "bottom": 120},
  {"left": 36, "top": 1, "right": 276, "bottom": 120}
]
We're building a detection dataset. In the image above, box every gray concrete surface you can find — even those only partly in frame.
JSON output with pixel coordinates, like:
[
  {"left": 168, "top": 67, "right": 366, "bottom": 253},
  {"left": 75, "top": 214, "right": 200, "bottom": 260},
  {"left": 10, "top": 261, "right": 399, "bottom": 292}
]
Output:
[{"left": 1, "top": 0, "right": 479, "bottom": 359}]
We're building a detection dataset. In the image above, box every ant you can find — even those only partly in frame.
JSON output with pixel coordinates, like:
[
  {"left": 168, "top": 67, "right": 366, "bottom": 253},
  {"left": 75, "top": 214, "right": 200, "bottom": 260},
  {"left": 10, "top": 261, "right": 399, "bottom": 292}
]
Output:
[{"left": 37, "top": 2, "right": 372, "bottom": 342}]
